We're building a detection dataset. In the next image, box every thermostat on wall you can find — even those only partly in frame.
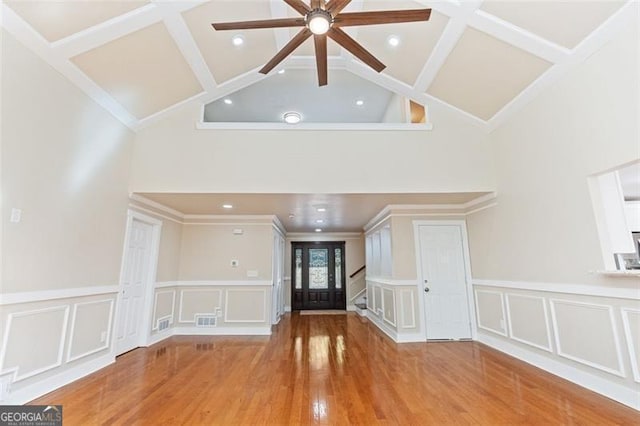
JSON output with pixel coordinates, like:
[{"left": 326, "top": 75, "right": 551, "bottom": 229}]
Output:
[{"left": 233, "top": 228, "right": 243, "bottom": 235}]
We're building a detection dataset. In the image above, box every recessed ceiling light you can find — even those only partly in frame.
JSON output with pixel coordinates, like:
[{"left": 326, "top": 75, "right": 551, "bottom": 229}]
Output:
[
  {"left": 278, "top": 69, "right": 286, "bottom": 74},
  {"left": 315, "top": 228, "right": 322, "bottom": 232},
  {"left": 316, "top": 207, "right": 326, "bottom": 212},
  {"left": 224, "top": 98, "right": 233, "bottom": 105},
  {"left": 222, "top": 204, "right": 233, "bottom": 209},
  {"left": 232, "top": 35, "right": 244, "bottom": 46},
  {"left": 356, "top": 100, "right": 364, "bottom": 106},
  {"left": 283, "top": 111, "right": 301, "bottom": 124},
  {"left": 316, "top": 219, "right": 324, "bottom": 224},
  {"left": 387, "top": 35, "right": 400, "bottom": 47}
]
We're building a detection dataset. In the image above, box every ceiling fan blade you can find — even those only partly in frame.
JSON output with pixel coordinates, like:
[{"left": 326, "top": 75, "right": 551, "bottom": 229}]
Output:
[
  {"left": 212, "top": 17, "right": 305, "bottom": 31},
  {"left": 260, "top": 28, "right": 312, "bottom": 74},
  {"left": 314, "top": 34, "right": 328, "bottom": 86},
  {"left": 284, "top": 0, "right": 311, "bottom": 15},
  {"left": 326, "top": 0, "right": 351, "bottom": 15},
  {"left": 328, "top": 27, "right": 385, "bottom": 72},
  {"left": 333, "top": 9, "right": 431, "bottom": 27},
  {"left": 310, "top": 0, "right": 323, "bottom": 9}
]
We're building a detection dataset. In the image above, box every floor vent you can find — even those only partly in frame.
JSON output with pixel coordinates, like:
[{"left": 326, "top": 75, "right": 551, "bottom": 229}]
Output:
[
  {"left": 158, "top": 318, "right": 170, "bottom": 331},
  {"left": 196, "top": 315, "right": 217, "bottom": 327}
]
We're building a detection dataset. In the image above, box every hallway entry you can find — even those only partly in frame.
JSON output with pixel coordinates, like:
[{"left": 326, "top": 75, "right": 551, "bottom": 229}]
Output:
[{"left": 291, "top": 241, "right": 346, "bottom": 311}]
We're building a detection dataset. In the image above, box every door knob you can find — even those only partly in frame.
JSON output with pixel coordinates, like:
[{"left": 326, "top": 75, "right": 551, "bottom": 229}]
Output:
[{"left": 424, "top": 287, "right": 430, "bottom": 293}]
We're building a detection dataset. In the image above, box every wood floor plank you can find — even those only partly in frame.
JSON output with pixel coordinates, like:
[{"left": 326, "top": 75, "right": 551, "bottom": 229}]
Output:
[{"left": 31, "top": 313, "right": 639, "bottom": 425}]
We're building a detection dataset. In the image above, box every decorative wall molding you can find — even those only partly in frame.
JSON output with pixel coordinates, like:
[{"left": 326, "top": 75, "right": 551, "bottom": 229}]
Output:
[
  {"left": 156, "top": 280, "right": 272, "bottom": 288},
  {"left": 474, "top": 290, "right": 507, "bottom": 336},
  {"left": 0, "top": 353, "right": 115, "bottom": 405},
  {"left": 478, "top": 332, "right": 639, "bottom": 411},
  {"left": 129, "top": 194, "right": 185, "bottom": 218},
  {"left": 504, "top": 294, "right": 553, "bottom": 352},
  {"left": 152, "top": 290, "right": 176, "bottom": 330},
  {"left": 549, "top": 299, "right": 625, "bottom": 377},
  {"left": 399, "top": 289, "right": 417, "bottom": 329},
  {"left": 224, "top": 288, "right": 268, "bottom": 323},
  {"left": 0, "top": 285, "right": 120, "bottom": 306},
  {"left": 364, "top": 192, "right": 498, "bottom": 232},
  {"left": 67, "top": 299, "right": 114, "bottom": 363},
  {"left": 366, "top": 277, "right": 418, "bottom": 287},
  {"left": 286, "top": 232, "right": 363, "bottom": 240},
  {"left": 473, "top": 279, "right": 640, "bottom": 300},
  {"left": 382, "top": 288, "right": 397, "bottom": 327},
  {"left": 0, "top": 306, "right": 70, "bottom": 382},
  {"left": 620, "top": 308, "right": 640, "bottom": 383},
  {"left": 178, "top": 289, "right": 222, "bottom": 323}
]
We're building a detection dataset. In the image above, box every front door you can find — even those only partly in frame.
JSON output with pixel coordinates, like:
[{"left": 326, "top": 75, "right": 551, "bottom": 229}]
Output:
[
  {"left": 291, "top": 242, "right": 346, "bottom": 310},
  {"left": 417, "top": 224, "right": 472, "bottom": 340}
]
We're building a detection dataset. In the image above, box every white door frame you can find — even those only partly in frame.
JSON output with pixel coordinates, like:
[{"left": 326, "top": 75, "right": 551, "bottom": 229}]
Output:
[
  {"left": 113, "top": 210, "right": 162, "bottom": 355},
  {"left": 412, "top": 220, "right": 477, "bottom": 341}
]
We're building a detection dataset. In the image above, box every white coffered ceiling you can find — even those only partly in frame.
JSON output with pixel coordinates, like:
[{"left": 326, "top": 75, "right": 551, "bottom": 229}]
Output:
[{"left": 1, "top": 0, "right": 633, "bottom": 131}]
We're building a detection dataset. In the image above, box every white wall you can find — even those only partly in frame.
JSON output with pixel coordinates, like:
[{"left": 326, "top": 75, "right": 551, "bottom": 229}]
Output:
[
  {"left": 129, "top": 101, "right": 495, "bottom": 194},
  {"left": 467, "top": 20, "right": 639, "bottom": 286},
  {"left": 466, "top": 18, "right": 640, "bottom": 409},
  {"left": 0, "top": 31, "right": 133, "bottom": 403}
]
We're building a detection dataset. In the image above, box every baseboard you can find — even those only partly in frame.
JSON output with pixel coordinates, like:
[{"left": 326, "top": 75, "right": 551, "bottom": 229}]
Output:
[
  {"left": 366, "top": 312, "right": 399, "bottom": 342},
  {"left": 478, "top": 332, "right": 640, "bottom": 411},
  {"left": 284, "top": 306, "right": 292, "bottom": 313},
  {"left": 396, "top": 332, "right": 425, "bottom": 343},
  {"left": 172, "top": 326, "right": 272, "bottom": 336},
  {"left": 147, "top": 330, "right": 173, "bottom": 346},
  {"left": 1, "top": 353, "right": 115, "bottom": 405},
  {"left": 346, "top": 305, "right": 356, "bottom": 312}
]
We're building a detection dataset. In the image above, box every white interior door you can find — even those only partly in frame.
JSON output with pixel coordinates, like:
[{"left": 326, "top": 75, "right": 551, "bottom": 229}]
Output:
[
  {"left": 116, "top": 218, "right": 153, "bottom": 354},
  {"left": 418, "top": 224, "right": 472, "bottom": 340}
]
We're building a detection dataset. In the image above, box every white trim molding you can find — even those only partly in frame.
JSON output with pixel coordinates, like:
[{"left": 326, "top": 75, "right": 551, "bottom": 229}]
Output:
[
  {"left": 474, "top": 290, "right": 508, "bottom": 337},
  {"left": 178, "top": 289, "right": 223, "bottom": 323},
  {"left": 66, "top": 299, "right": 115, "bottom": 363},
  {"left": 478, "top": 332, "right": 639, "bottom": 411},
  {"left": 0, "top": 285, "right": 120, "bottom": 306},
  {"left": 152, "top": 290, "right": 176, "bottom": 330},
  {"left": 620, "top": 308, "right": 640, "bottom": 383},
  {"left": 224, "top": 288, "right": 269, "bottom": 323},
  {"left": 549, "top": 299, "right": 625, "bottom": 378},
  {"left": 365, "top": 277, "right": 418, "bottom": 287},
  {"left": 0, "top": 305, "right": 70, "bottom": 382},
  {"left": 473, "top": 279, "right": 640, "bottom": 300},
  {"left": 504, "top": 294, "right": 553, "bottom": 353}
]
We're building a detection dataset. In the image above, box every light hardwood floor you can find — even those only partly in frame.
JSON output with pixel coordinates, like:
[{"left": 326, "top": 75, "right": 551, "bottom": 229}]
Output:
[{"left": 33, "top": 313, "right": 639, "bottom": 424}]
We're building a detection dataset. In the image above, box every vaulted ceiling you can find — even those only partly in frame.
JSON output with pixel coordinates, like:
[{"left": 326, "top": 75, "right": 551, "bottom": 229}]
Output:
[{"left": 1, "top": 0, "right": 632, "bottom": 131}]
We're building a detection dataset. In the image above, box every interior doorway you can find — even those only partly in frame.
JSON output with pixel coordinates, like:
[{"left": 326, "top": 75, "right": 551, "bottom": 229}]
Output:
[
  {"left": 291, "top": 241, "right": 346, "bottom": 310},
  {"left": 414, "top": 221, "right": 474, "bottom": 340},
  {"left": 115, "top": 211, "right": 161, "bottom": 355}
]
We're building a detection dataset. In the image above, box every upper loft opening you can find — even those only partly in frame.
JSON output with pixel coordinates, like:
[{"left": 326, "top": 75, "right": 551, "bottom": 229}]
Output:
[{"left": 199, "top": 69, "right": 430, "bottom": 130}]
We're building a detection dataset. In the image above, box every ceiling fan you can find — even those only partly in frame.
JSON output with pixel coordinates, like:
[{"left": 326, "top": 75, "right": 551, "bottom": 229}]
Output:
[{"left": 211, "top": 0, "right": 431, "bottom": 86}]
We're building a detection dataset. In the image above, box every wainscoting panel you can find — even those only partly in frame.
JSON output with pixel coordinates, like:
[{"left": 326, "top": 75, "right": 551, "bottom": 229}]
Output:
[
  {"left": 475, "top": 290, "right": 507, "bottom": 336},
  {"left": 373, "top": 286, "right": 382, "bottom": 315},
  {"left": 550, "top": 299, "right": 624, "bottom": 377},
  {"left": 179, "top": 289, "right": 222, "bottom": 323},
  {"left": 505, "top": 294, "right": 552, "bottom": 352},
  {"left": 399, "top": 289, "right": 416, "bottom": 329},
  {"left": 473, "top": 281, "right": 640, "bottom": 410},
  {"left": 621, "top": 308, "right": 640, "bottom": 383},
  {"left": 224, "top": 289, "right": 267, "bottom": 323},
  {"left": 1, "top": 306, "right": 69, "bottom": 381},
  {"left": 67, "top": 299, "right": 114, "bottom": 362},
  {"left": 382, "top": 288, "right": 396, "bottom": 326},
  {"left": 152, "top": 290, "right": 175, "bottom": 329}
]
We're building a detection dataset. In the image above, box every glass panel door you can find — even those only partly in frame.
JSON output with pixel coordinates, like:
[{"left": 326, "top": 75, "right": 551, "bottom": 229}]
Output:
[{"left": 291, "top": 242, "right": 346, "bottom": 311}]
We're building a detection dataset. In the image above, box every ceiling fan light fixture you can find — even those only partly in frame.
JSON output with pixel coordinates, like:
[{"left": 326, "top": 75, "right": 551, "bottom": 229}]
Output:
[
  {"left": 307, "top": 9, "right": 332, "bottom": 35},
  {"left": 283, "top": 111, "right": 302, "bottom": 124}
]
